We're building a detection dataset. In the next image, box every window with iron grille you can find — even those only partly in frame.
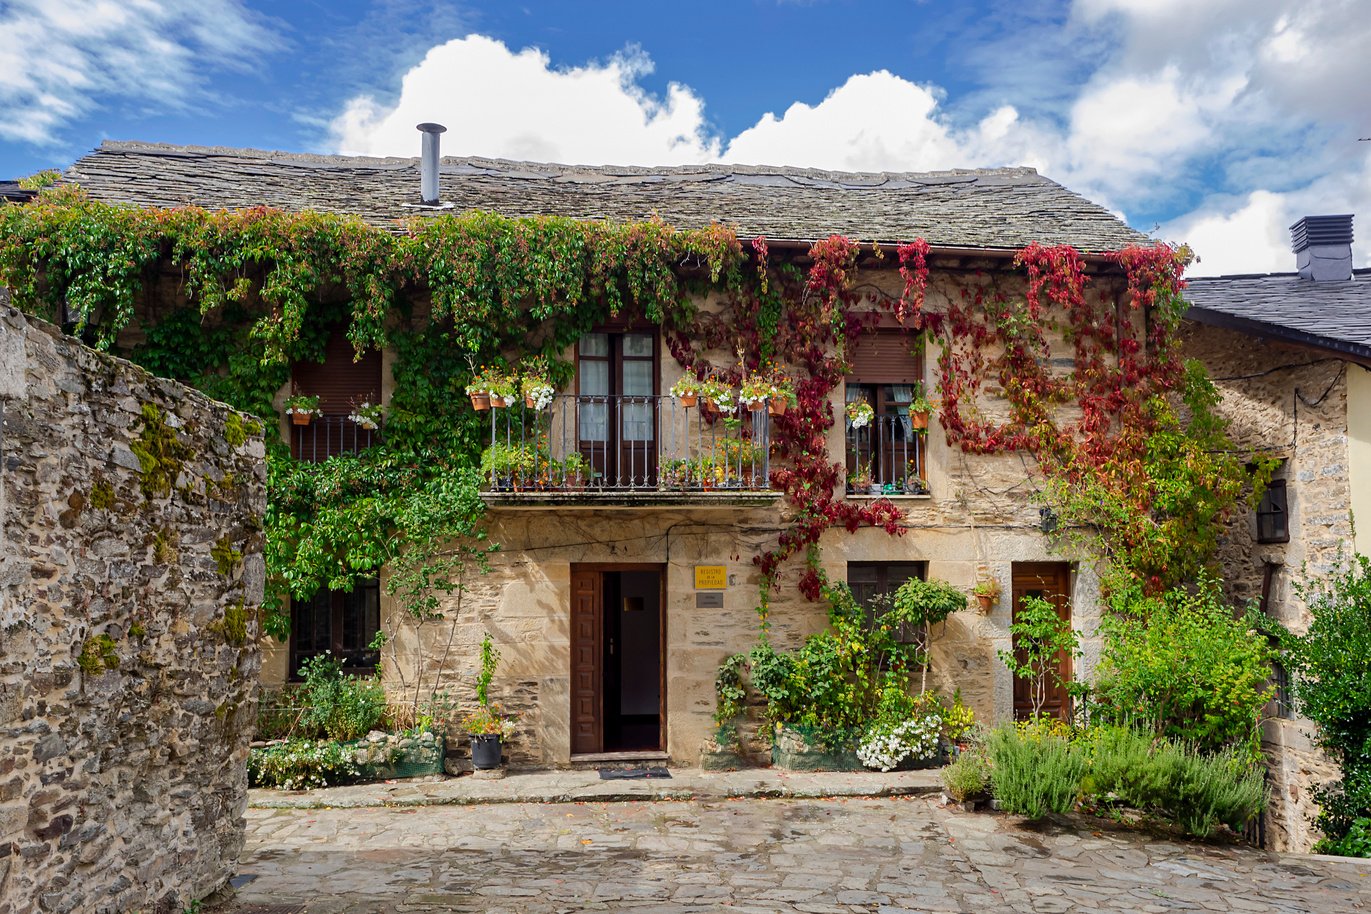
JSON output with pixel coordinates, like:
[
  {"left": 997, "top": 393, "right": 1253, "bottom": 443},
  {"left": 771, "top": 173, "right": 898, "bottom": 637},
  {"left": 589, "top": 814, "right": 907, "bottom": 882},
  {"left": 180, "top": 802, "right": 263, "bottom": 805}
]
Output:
[
  {"left": 848, "top": 561, "right": 928, "bottom": 642},
  {"left": 1256, "top": 477, "right": 1289, "bottom": 544},
  {"left": 844, "top": 330, "right": 927, "bottom": 492},
  {"left": 289, "top": 327, "right": 383, "bottom": 462},
  {"left": 289, "top": 578, "right": 381, "bottom": 680}
]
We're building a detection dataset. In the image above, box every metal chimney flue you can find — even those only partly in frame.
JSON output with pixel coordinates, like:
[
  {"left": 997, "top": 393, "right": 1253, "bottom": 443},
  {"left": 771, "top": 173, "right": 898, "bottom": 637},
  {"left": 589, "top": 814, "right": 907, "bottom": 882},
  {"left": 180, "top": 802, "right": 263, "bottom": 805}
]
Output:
[
  {"left": 416, "top": 122, "right": 447, "bottom": 205},
  {"left": 1291, "top": 214, "right": 1354, "bottom": 282}
]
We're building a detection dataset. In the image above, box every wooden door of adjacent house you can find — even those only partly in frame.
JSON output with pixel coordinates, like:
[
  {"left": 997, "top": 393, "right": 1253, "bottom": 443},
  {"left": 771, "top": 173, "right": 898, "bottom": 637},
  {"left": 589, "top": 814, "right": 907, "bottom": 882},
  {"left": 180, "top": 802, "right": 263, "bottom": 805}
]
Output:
[
  {"left": 1011, "top": 562, "right": 1073, "bottom": 722},
  {"left": 569, "top": 564, "right": 666, "bottom": 755}
]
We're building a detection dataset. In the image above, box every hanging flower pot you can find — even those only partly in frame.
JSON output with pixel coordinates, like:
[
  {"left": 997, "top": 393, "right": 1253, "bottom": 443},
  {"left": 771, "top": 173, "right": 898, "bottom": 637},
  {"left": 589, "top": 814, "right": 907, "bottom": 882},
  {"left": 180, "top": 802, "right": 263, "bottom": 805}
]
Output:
[
  {"left": 290, "top": 411, "right": 312, "bottom": 427},
  {"left": 975, "top": 593, "right": 995, "bottom": 613},
  {"left": 768, "top": 398, "right": 788, "bottom": 417},
  {"left": 746, "top": 398, "right": 767, "bottom": 412},
  {"left": 678, "top": 393, "right": 698, "bottom": 409},
  {"left": 910, "top": 409, "right": 930, "bottom": 430},
  {"left": 469, "top": 391, "right": 491, "bottom": 411},
  {"left": 489, "top": 394, "right": 507, "bottom": 409}
]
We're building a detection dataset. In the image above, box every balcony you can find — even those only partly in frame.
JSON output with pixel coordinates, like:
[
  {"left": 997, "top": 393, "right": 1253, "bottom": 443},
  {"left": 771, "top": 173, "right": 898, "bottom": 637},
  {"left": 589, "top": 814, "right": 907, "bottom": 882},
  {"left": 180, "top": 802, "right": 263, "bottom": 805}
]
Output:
[
  {"left": 480, "top": 394, "right": 779, "bottom": 508},
  {"left": 290, "top": 415, "right": 380, "bottom": 463},
  {"left": 845, "top": 413, "right": 928, "bottom": 497}
]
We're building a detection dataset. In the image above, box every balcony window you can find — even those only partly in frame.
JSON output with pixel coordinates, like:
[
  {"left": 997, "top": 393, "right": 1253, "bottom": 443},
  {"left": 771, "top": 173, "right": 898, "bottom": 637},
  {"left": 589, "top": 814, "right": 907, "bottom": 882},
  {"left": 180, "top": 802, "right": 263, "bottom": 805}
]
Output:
[
  {"left": 289, "top": 326, "right": 382, "bottom": 462},
  {"left": 845, "top": 330, "right": 926, "bottom": 495}
]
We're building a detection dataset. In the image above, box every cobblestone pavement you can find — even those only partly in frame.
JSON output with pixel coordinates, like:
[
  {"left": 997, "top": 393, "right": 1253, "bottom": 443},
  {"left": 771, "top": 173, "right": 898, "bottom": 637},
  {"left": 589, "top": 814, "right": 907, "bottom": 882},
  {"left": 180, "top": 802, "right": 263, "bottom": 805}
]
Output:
[{"left": 218, "top": 796, "right": 1371, "bottom": 913}]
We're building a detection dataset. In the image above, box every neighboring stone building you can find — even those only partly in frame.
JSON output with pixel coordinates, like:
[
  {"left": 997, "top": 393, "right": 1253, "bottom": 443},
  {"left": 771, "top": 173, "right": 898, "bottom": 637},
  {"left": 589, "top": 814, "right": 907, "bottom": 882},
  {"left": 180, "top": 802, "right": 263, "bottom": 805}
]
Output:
[
  {"left": 1183, "top": 214, "right": 1370, "bottom": 852},
  {"left": 0, "top": 305, "right": 265, "bottom": 911},
  {"left": 60, "top": 140, "right": 1159, "bottom": 769}
]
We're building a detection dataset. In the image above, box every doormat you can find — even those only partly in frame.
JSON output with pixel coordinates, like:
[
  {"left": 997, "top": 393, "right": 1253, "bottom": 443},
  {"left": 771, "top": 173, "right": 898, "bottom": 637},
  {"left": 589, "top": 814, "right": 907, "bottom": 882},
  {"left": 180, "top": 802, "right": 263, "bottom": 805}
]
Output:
[{"left": 598, "top": 766, "right": 671, "bottom": 780}]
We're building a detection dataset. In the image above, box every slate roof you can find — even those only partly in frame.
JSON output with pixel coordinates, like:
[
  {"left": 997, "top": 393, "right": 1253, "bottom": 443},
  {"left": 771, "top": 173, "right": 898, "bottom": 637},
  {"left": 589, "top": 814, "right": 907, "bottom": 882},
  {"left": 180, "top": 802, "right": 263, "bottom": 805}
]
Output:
[
  {"left": 1186, "top": 269, "right": 1371, "bottom": 361},
  {"left": 63, "top": 141, "right": 1148, "bottom": 253}
]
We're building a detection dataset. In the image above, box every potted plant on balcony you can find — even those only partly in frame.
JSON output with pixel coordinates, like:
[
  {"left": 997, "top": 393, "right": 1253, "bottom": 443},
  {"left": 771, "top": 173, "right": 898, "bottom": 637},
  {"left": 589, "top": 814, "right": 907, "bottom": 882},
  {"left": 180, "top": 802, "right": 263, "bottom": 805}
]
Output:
[
  {"left": 670, "top": 375, "right": 702, "bottom": 408},
  {"left": 661, "top": 457, "right": 690, "bottom": 491},
  {"left": 466, "top": 365, "right": 506, "bottom": 411},
  {"left": 972, "top": 576, "right": 1001, "bottom": 613},
  {"left": 738, "top": 374, "right": 772, "bottom": 412},
  {"left": 846, "top": 398, "right": 875, "bottom": 430},
  {"left": 284, "top": 393, "right": 321, "bottom": 426},
  {"left": 848, "top": 461, "right": 873, "bottom": 495},
  {"left": 521, "top": 357, "right": 555, "bottom": 410},
  {"left": 560, "top": 452, "right": 589, "bottom": 490},
  {"left": 698, "top": 377, "right": 735, "bottom": 418},
  {"left": 908, "top": 382, "right": 934, "bottom": 431},
  {"left": 767, "top": 373, "right": 797, "bottom": 417},
  {"left": 904, "top": 469, "right": 930, "bottom": 496},
  {"left": 487, "top": 374, "right": 518, "bottom": 409},
  {"left": 347, "top": 400, "right": 383, "bottom": 431},
  {"left": 462, "top": 634, "right": 515, "bottom": 771}
]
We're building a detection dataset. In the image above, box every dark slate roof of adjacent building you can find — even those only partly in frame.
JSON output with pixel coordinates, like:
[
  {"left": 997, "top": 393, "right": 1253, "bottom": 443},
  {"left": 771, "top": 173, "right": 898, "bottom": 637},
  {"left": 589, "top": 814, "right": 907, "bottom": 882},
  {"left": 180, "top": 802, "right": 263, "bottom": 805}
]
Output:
[
  {"left": 63, "top": 140, "right": 1149, "bottom": 253},
  {"left": 1186, "top": 269, "right": 1371, "bottom": 361},
  {"left": 0, "top": 181, "right": 37, "bottom": 203}
]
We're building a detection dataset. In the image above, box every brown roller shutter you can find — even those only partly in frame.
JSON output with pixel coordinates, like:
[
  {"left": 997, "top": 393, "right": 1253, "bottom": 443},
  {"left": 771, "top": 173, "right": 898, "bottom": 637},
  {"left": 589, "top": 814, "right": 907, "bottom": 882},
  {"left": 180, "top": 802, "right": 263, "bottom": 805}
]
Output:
[
  {"left": 290, "top": 328, "right": 382, "bottom": 415},
  {"left": 848, "top": 329, "right": 922, "bottom": 383}
]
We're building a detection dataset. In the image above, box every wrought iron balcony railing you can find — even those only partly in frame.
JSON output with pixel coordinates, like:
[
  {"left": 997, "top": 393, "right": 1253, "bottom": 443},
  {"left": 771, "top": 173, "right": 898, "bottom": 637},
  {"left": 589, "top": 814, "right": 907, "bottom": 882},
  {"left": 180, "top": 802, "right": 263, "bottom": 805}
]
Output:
[
  {"left": 290, "top": 415, "right": 381, "bottom": 463},
  {"left": 481, "top": 394, "right": 775, "bottom": 495},
  {"left": 845, "top": 413, "right": 928, "bottom": 496}
]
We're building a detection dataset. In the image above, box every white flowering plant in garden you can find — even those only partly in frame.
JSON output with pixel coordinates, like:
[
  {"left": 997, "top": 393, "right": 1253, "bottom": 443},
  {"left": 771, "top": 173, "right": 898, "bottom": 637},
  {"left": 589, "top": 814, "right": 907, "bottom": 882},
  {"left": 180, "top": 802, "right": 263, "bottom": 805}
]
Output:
[{"left": 856, "top": 713, "right": 943, "bottom": 771}]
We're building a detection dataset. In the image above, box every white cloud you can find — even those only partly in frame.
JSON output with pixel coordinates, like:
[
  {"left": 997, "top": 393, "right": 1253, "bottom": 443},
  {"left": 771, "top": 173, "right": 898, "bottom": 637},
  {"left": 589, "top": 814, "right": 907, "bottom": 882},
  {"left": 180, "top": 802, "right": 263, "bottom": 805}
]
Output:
[
  {"left": 0, "top": 0, "right": 281, "bottom": 147},
  {"left": 332, "top": 36, "right": 720, "bottom": 165}
]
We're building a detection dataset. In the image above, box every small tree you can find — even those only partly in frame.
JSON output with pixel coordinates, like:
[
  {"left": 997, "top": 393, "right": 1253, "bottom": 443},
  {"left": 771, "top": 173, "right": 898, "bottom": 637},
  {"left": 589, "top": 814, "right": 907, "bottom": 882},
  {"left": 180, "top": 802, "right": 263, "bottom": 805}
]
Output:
[
  {"left": 1292, "top": 552, "right": 1371, "bottom": 851},
  {"left": 889, "top": 578, "right": 967, "bottom": 693},
  {"left": 999, "top": 595, "right": 1080, "bottom": 719}
]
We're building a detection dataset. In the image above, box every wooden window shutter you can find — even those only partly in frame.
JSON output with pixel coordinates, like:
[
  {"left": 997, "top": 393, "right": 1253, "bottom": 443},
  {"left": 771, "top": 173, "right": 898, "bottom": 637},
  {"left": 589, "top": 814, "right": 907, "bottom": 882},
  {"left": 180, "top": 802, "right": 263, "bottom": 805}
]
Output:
[
  {"left": 848, "top": 330, "right": 922, "bottom": 383},
  {"left": 290, "top": 328, "right": 382, "bottom": 416}
]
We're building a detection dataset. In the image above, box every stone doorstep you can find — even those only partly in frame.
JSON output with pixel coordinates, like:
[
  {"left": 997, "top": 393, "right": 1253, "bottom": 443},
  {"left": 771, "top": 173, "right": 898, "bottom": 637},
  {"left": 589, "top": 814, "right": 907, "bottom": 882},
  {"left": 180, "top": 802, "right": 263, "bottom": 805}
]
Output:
[{"left": 248, "top": 766, "right": 943, "bottom": 810}]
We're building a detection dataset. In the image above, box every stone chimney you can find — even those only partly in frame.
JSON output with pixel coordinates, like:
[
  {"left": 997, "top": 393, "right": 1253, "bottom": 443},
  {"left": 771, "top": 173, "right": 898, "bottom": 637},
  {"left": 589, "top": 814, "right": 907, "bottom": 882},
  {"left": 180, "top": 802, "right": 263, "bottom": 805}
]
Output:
[{"left": 1291, "top": 214, "right": 1354, "bottom": 282}]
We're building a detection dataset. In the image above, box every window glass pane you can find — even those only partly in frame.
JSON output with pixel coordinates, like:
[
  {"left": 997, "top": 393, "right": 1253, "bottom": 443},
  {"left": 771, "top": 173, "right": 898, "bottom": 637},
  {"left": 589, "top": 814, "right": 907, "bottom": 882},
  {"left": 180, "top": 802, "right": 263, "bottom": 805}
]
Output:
[
  {"left": 580, "top": 360, "right": 609, "bottom": 396},
  {"left": 623, "top": 360, "right": 653, "bottom": 396},
  {"left": 580, "top": 402, "right": 608, "bottom": 441},
  {"left": 623, "top": 333, "right": 653, "bottom": 357},
  {"left": 579, "top": 333, "right": 609, "bottom": 357},
  {"left": 622, "top": 402, "right": 653, "bottom": 441}
]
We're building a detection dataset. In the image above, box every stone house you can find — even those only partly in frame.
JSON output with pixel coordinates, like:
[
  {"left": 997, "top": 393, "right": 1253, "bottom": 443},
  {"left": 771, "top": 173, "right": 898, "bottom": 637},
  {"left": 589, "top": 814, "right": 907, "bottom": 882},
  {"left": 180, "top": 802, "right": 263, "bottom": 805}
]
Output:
[
  {"left": 1183, "top": 214, "right": 1370, "bottom": 852},
  {"left": 61, "top": 139, "right": 1162, "bottom": 770}
]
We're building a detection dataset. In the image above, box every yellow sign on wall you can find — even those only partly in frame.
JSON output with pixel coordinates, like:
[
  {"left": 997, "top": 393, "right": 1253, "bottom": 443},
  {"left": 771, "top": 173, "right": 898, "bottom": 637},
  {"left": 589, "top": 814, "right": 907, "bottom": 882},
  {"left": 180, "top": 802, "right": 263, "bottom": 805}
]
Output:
[{"left": 694, "top": 565, "right": 727, "bottom": 590}]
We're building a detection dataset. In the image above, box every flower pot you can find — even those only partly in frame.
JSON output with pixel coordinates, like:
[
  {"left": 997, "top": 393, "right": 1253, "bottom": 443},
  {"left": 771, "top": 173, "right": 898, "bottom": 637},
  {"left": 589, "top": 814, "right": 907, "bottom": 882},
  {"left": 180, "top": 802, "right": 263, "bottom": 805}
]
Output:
[
  {"left": 747, "top": 399, "right": 767, "bottom": 412},
  {"left": 975, "top": 593, "right": 995, "bottom": 613},
  {"left": 290, "top": 412, "right": 312, "bottom": 426},
  {"left": 868, "top": 483, "right": 883, "bottom": 496},
  {"left": 471, "top": 733, "right": 503, "bottom": 770},
  {"left": 489, "top": 395, "right": 508, "bottom": 408},
  {"left": 470, "top": 392, "right": 491, "bottom": 411},
  {"left": 524, "top": 395, "right": 537, "bottom": 409},
  {"left": 677, "top": 393, "right": 698, "bottom": 408},
  {"left": 768, "top": 399, "right": 788, "bottom": 416},
  {"left": 910, "top": 410, "right": 930, "bottom": 430}
]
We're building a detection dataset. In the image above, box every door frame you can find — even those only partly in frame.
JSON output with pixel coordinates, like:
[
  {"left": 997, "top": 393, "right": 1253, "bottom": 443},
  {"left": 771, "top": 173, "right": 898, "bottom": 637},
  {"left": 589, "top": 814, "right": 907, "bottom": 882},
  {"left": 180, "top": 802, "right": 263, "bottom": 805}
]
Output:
[
  {"left": 1010, "top": 562, "right": 1074, "bottom": 722},
  {"left": 569, "top": 562, "right": 668, "bottom": 755}
]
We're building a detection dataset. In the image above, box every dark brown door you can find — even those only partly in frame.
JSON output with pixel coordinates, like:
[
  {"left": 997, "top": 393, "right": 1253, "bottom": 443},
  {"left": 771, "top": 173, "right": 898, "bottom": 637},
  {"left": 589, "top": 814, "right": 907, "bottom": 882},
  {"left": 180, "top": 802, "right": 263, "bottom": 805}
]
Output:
[
  {"left": 1011, "top": 562, "right": 1073, "bottom": 722},
  {"left": 570, "top": 569, "right": 603, "bottom": 754},
  {"left": 570, "top": 564, "right": 666, "bottom": 755}
]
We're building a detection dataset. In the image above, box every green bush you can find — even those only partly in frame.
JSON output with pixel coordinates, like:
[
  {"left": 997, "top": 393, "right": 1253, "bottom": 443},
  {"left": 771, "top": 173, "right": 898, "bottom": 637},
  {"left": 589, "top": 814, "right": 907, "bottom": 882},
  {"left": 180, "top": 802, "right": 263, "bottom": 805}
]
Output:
[
  {"left": 1315, "top": 817, "right": 1371, "bottom": 857},
  {"left": 1090, "top": 577, "right": 1272, "bottom": 756},
  {"left": 1082, "top": 725, "right": 1265, "bottom": 838},
  {"left": 985, "top": 723, "right": 1086, "bottom": 818},
  {"left": 1291, "top": 552, "right": 1371, "bottom": 851},
  {"left": 247, "top": 739, "right": 361, "bottom": 790},
  {"left": 941, "top": 750, "right": 991, "bottom": 801},
  {"left": 296, "top": 653, "right": 387, "bottom": 741}
]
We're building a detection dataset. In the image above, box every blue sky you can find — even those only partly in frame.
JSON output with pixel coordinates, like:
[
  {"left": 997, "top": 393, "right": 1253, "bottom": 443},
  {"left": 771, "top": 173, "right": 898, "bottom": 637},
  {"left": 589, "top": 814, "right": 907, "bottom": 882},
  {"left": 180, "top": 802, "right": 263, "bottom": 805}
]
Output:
[{"left": 3, "top": 0, "right": 1369, "bottom": 274}]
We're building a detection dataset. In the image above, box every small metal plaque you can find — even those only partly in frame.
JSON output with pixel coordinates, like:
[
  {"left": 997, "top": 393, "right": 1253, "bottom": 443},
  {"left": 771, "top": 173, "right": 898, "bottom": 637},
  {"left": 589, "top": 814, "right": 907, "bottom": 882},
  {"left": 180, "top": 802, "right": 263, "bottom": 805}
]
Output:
[
  {"left": 694, "top": 565, "right": 727, "bottom": 589},
  {"left": 696, "top": 592, "right": 724, "bottom": 609}
]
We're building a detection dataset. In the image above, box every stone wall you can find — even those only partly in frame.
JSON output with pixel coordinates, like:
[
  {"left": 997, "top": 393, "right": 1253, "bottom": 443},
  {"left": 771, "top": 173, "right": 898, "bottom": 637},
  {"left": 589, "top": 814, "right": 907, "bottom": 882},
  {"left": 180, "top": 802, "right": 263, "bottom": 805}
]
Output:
[
  {"left": 1182, "top": 322, "right": 1351, "bottom": 851},
  {"left": 0, "top": 305, "right": 265, "bottom": 912}
]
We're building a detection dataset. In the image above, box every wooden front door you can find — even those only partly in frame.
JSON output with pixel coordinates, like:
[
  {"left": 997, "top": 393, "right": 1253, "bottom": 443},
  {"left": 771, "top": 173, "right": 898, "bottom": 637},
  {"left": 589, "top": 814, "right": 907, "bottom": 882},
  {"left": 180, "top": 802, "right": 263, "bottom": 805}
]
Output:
[
  {"left": 569, "top": 564, "right": 666, "bottom": 755},
  {"left": 1011, "top": 562, "right": 1073, "bottom": 722}
]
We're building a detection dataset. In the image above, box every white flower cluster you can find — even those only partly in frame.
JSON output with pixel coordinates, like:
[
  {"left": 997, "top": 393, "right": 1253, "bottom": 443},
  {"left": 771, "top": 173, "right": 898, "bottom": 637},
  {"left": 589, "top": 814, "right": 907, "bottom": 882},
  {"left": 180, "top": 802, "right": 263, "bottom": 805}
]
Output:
[
  {"left": 348, "top": 402, "right": 381, "bottom": 430},
  {"left": 526, "top": 384, "right": 555, "bottom": 411},
  {"left": 856, "top": 714, "right": 942, "bottom": 772}
]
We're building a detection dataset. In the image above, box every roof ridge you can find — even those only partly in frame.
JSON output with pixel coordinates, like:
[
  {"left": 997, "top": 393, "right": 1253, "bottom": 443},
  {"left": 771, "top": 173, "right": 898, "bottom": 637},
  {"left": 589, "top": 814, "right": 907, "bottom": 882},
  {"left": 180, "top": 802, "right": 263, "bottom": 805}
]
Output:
[{"left": 92, "top": 139, "right": 1045, "bottom": 185}]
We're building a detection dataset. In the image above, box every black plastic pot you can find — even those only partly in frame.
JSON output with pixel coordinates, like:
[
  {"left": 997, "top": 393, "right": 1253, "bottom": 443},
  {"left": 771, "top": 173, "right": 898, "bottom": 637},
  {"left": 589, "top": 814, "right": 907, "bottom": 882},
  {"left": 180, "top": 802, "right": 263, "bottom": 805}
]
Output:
[{"left": 471, "top": 734, "right": 503, "bottom": 769}]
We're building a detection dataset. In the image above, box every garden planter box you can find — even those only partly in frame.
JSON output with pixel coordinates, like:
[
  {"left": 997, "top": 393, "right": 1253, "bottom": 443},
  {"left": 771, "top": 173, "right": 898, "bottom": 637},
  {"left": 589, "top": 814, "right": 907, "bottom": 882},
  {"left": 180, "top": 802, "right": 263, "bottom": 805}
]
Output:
[
  {"left": 770, "top": 726, "right": 864, "bottom": 772},
  {"left": 351, "top": 730, "right": 446, "bottom": 781}
]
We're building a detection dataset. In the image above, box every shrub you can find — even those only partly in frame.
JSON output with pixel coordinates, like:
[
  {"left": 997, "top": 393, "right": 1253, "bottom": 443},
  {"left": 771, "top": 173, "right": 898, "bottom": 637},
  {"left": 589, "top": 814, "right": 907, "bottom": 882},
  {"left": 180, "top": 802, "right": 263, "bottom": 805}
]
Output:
[
  {"left": 1316, "top": 817, "right": 1371, "bottom": 857},
  {"left": 1091, "top": 577, "right": 1272, "bottom": 756},
  {"left": 1291, "top": 552, "right": 1371, "bottom": 851},
  {"left": 296, "top": 653, "right": 387, "bottom": 742},
  {"left": 247, "top": 739, "right": 361, "bottom": 790},
  {"left": 1083, "top": 725, "right": 1266, "bottom": 838},
  {"left": 857, "top": 714, "right": 942, "bottom": 771},
  {"left": 254, "top": 686, "right": 304, "bottom": 740},
  {"left": 942, "top": 750, "right": 991, "bottom": 801},
  {"left": 985, "top": 723, "right": 1086, "bottom": 818}
]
